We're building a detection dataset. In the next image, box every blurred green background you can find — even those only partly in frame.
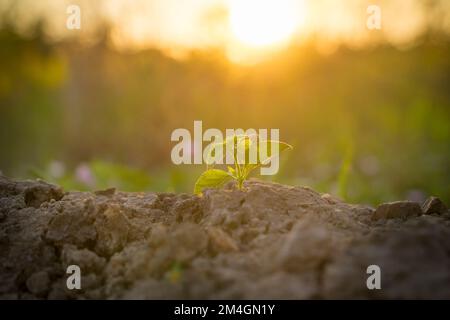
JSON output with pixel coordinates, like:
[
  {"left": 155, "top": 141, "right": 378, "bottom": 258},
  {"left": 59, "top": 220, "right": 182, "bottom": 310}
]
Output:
[{"left": 0, "top": 1, "right": 449, "bottom": 205}]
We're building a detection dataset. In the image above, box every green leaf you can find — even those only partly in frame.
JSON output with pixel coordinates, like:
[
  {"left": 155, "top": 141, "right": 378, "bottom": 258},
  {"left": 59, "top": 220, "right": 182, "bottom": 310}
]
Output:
[
  {"left": 206, "top": 134, "right": 256, "bottom": 169},
  {"left": 243, "top": 140, "right": 293, "bottom": 176},
  {"left": 205, "top": 136, "right": 233, "bottom": 169},
  {"left": 259, "top": 140, "right": 293, "bottom": 164},
  {"left": 194, "top": 169, "right": 234, "bottom": 195}
]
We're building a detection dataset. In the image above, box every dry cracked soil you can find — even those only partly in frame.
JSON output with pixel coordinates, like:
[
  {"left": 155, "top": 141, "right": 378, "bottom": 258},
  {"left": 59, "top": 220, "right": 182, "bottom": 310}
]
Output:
[{"left": 0, "top": 175, "right": 449, "bottom": 299}]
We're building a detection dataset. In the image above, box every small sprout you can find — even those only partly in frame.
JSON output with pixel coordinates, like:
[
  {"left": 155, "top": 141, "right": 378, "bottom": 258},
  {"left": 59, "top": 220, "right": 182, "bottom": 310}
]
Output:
[
  {"left": 194, "top": 134, "right": 292, "bottom": 194},
  {"left": 166, "top": 262, "right": 183, "bottom": 284}
]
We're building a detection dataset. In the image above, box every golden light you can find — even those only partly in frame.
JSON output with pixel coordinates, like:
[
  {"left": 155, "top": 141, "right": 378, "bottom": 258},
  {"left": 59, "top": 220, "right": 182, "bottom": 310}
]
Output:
[{"left": 228, "top": 0, "right": 300, "bottom": 48}]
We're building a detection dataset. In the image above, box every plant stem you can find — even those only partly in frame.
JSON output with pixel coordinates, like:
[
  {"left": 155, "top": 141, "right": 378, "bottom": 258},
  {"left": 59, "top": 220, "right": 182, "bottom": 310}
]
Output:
[
  {"left": 233, "top": 151, "right": 244, "bottom": 190},
  {"left": 237, "top": 177, "right": 244, "bottom": 190}
]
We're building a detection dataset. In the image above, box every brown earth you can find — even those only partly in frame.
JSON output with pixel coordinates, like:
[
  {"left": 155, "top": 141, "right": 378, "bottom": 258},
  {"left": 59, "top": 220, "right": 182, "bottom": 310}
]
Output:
[{"left": 0, "top": 175, "right": 449, "bottom": 299}]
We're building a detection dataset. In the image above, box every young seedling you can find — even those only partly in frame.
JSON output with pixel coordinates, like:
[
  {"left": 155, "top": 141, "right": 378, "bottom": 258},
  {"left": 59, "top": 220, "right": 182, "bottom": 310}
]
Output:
[{"left": 194, "top": 134, "right": 292, "bottom": 194}]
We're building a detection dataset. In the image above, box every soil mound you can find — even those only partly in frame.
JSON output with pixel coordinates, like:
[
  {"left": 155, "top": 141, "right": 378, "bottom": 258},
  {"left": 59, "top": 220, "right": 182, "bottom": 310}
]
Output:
[{"left": 0, "top": 175, "right": 449, "bottom": 299}]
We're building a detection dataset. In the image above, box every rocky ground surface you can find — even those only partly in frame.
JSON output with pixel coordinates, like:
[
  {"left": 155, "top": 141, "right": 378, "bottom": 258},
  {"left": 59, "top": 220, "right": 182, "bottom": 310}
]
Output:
[{"left": 0, "top": 175, "right": 449, "bottom": 299}]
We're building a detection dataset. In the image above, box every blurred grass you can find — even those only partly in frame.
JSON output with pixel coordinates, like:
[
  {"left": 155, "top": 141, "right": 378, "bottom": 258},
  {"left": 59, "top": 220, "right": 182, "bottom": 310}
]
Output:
[
  {"left": 0, "top": 24, "right": 449, "bottom": 205},
  {"left": 28, "top": 160, "right": 203, "bottom": 194}
]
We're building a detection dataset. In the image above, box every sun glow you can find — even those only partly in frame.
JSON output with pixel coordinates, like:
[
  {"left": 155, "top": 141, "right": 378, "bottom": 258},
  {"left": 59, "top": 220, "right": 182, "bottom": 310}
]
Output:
[{"left": 228, "top": 0, "right": 301, "bottom": 48}]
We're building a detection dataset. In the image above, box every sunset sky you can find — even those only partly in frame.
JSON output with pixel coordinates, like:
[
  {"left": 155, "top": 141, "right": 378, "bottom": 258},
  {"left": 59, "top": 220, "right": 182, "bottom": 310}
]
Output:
[{"left": 1, "top": 0, "right": 450, "bottom": 62}]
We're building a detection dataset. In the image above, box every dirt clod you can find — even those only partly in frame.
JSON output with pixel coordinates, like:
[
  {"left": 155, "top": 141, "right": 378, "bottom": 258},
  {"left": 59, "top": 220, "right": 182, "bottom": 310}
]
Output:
[
  {"left": 372, "top": 201, "right": 423, "bottom": 220},
  {"left": 422, "top": 196, "right": 447, "bottom": 215}
]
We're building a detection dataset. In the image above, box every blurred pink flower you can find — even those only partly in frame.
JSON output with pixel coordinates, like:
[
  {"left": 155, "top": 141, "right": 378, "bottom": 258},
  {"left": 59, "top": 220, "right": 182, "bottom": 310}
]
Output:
[{"left": 75, "top": 163, "right": 95, "bottom": 186}]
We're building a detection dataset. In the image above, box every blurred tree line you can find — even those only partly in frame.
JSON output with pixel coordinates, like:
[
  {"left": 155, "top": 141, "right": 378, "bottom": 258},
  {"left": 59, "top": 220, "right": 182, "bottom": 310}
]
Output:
[{"left": 0, "top": 22, "right": 449, "bottom": 204}]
